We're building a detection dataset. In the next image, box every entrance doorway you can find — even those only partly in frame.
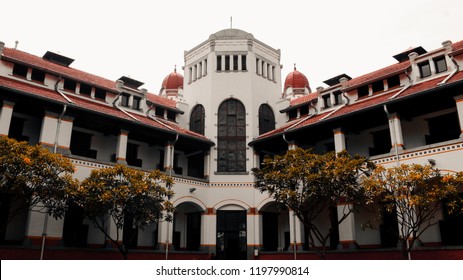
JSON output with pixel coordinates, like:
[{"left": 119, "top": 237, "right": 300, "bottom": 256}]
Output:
[
  {"left": 173, "top": 202, "right": 203, "bottom": 251},
  {"left": 216, "top": 210, "right": 247, "bottom": 259}
]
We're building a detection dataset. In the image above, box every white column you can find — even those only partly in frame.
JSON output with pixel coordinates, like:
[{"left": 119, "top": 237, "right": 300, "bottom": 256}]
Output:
[
  {"left": 238, "top": 55, "right": 242, "bottom": 71},
  {"left": 193, "top": 65, "right": 197, "bottom": 81},
  {"left": 0, "top": 100, "right": 14, "bottom": 136},
  {"left": 24, "top": 204, "right": 65, "bottom": 247},
  {"left": 200, "top": 208, "right": 216, "bottom": 254},
  {"left": 164, "top": 140, "right": 176, "bottom": 173},
  {"left": 75, "top": 83, "right": 81, "bottom": 95},
  {"left": 158, "top": 214, "right": 174, "bottom": 252},
  {"left": 262, "top": 62, "right": 267, "bottom": 78},
  {"left": 333, "top": 128, "right": 346, "bottom": 152},
  {"left": 204, "top": 150, "right": 210, "bottom": 179},
  {"left": 247, "top": 209, "right": 258, "bottom": 257},
  {"left": 116, "top": 130, "right": 129, "bottom": 164},
  {"left": 255, "top": 211, "right": 263, "bottom": 254},
  {"left": 288, "top": 210, "right": 303, "bottom": 251},
  {"left": 429, "top": 59, "right": 437, "bottom": 74},
  {"left": 455, "top": 95, "right": 463, "bottom": 138},
  {"left": 253, "top": 151, "right": 260, "bottom": 169},
  {"left": 230, "top": 55, "right": 234, "bottom": 71},
  {"left": 287, "top": 140, "right": 298, "bottom": 151},
  {"left": 39, "top": 111, "right": 59, "bottom": 151},
  {"left": 203, "top": 59, "right": 208, "bottom": 76},
  {"left": 388, "top": 113, "right": 404, "bottom": 151},
  {"left": 56, "top": 115, "right": 74, "bottom": 155},
  {"left": 128, "top": 95, "right": 133, "bottom": 108},
  {"left": 337, "top": 203, "right": 358, "bottom": 249},
  {"left": 393, "top": 113, "right": 405, "bottom": 150}
]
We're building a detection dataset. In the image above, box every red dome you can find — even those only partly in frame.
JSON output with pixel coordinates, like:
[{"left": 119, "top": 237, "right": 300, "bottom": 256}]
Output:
[
  {"left": 284, "top": 66, "right": 309, "bottom": 90},
  {"left": 162, "top": 68, "right": 184, "bottom": 90}
]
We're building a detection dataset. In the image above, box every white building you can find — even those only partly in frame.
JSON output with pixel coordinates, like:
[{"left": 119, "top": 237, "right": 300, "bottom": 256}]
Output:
[{"left": 1, "top": 29, "right": 462, "bottom": 259}]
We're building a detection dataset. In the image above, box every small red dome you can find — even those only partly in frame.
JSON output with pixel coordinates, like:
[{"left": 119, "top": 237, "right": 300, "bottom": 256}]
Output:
[
  {"left": 284, "top": 65, "right": 309, "bottom": 90},
  {"left": 162, "top": 68, "right": 184, "bottom": 90}
]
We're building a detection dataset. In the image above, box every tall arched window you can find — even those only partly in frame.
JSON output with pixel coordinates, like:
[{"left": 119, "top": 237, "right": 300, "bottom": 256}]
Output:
[
  {"left": 189, "top": 105, "right": 205, "bottom": 135},
  {"left": 258, "top": 104, "right": 275, "bottom": 135},
  {"left": 217, "top": 99, "right": 246, "bottom": 172}
]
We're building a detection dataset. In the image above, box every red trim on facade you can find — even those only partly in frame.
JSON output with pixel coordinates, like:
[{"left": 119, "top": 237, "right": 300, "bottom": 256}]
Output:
[
  {"left": 25, "top": 236, "right": 62, "bottom": 247},
  {"left": 248, "top": 208, "right": 258, "bottom": 215}
]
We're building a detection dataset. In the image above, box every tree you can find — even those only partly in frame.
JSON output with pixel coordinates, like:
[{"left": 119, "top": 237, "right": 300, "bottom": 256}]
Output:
[
  {"left": 67, "top": 164, "right": 174, "bottom": 259},
  {"left": 362, "top": 163, "right": 463, "bottom": 259},
  {"left": 0, "top": 137, "right": 75, "bottom": 234},
  {"left": 253, "top": 148, "right": 373, "bottom": 259}
]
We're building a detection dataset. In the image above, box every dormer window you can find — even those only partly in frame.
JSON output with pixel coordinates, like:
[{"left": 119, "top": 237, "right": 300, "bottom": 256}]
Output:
[
  {"left": 64, "top": 79, "right": 77, "bottom": 92},
  {"left": 167, "top": 110, "right": 176, "bottom": 121},
  {"left": 434, "top": 56, "right": 447, "bottom": 73},
  {"left": 419, "top": 61, "right": 431, "bottom": 78},
  {"left": 132, "top": 96, "right": 141, "bottom": 110},
  {"left": 333, "top": 91, "right": 343, "bottom": 105},
  {"left": 156, "top": 107, "right": 165, "bottom": 118},
  {"left": 372, "top": 80, "right": 384, "bottom": 93},
  {"left": 387, "top": 75, "right": 400, "bottom": 88},
  {"left": 79, "top": 83, "right": 92, "bottom": 96},
  {"left": 288, "top": 109, "right": 297, "bottom": 120},
  {"left": 31, "top": 69, "right": 45, "bottom": 83},
  {"left": 121, "top": 93, "right": 130, "bottom": 107},
  {"left": 299, "top": 105, "right": 309, "bottom": 116},
  {"left": 13, "top": 64, "right": 27, "bottom": 78},
  {"left": 95, "top": 88, "right": 106, "bottom": 101},
  {"left": 322, "top": 94, "right": 332, "bottom": 108},
  {"left": 357, "top": 85, "right": 369, "bottom": 98}
]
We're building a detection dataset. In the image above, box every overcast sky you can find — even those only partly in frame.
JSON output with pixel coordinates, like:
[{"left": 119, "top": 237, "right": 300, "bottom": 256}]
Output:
[{"left": 2, "top": 0, "right": 462, "bottom": 94}]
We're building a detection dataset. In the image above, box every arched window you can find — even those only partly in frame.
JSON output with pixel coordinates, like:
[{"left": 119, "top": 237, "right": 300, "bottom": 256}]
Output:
[
  {"left": 189, "top": 105, "right": 205, "bottom": 135},
  {"left": 258, "top": 104, "right": 275, "bottom": 135},
  {"left": 217, "top": 99, "right": 246, "bottom": 172}
]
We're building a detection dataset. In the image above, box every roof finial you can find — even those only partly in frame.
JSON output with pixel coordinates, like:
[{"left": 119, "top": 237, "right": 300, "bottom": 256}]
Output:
[
  {"left": 294, "top": 63, "right": 297, "bottom": 71},
  {"left": 174, "top": 65, "right": 177, "bottom": 72},
  {"left": 230, "top": 16, "right": 233, "bottom": 29}
]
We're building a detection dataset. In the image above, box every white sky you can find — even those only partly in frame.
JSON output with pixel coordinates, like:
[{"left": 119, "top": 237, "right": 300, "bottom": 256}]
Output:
[{"left": 2, "top": 0, "right": 462, "bottom": 94}]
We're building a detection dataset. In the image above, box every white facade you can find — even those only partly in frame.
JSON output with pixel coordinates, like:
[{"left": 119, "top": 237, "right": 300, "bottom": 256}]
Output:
[{"left": 1, "top": 31, "right": 463, "bottom": 259}]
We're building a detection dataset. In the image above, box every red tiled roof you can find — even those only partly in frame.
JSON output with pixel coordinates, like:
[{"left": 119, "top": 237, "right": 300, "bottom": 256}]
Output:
[
  {"left": 346, "top": 60, "right": 410, "bottom": 89},
  {"left": 255, "top": 119, "right": 300, "bottom": 139},
  {"left": 255, "top": 112, "right": 330, "bottom": 140},
  {"left": 3, "top": 48, "right": 116, "bottom": 92},
  {"left": 451, "top": 39, "right": 463, "bottom": 54},
  {"left": 0, "top": 76, "right": 210, "bottom": 143},
  {"left": 255, "top": 70, "right": 463, "bottom": 141},
  {"left": 2, "top": 47, "right": 178, "bottom": 110},
  {"left": 448, "top": 70, "right": 463, "bottom": 84},
  {"left": 289, "top": 92, "right": 318, "bottom": 106},
  {"left": 0, "top": 76, "right": 68, "bottom": 103},
  {"left": 397, "top": 76, "right": 446, "bottom": 98},
  {"left": 146, "top": 93, "right": 177, "bottom": 108}
]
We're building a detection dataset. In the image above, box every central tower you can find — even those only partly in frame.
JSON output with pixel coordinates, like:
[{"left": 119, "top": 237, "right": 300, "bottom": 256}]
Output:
[{"left": 183, "top": 28, "right": 284, "bottom": 182}]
